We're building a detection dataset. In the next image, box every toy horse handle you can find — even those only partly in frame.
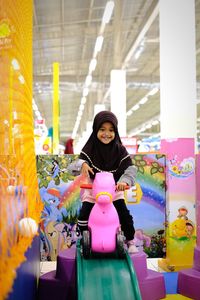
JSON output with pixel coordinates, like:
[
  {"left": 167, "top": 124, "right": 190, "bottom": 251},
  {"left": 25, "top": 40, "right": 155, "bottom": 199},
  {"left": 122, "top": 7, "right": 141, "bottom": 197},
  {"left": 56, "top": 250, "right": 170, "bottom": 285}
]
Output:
[{"left": 80, "top": 183, "right": 130, "bottom": 189}]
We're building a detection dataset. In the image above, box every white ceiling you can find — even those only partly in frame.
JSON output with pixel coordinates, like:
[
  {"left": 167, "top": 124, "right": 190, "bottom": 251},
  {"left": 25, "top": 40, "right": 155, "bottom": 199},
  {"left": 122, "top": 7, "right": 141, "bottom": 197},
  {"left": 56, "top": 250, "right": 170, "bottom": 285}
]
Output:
[{"left": 33, "top": 0, "right": 200, "bottom": 147}]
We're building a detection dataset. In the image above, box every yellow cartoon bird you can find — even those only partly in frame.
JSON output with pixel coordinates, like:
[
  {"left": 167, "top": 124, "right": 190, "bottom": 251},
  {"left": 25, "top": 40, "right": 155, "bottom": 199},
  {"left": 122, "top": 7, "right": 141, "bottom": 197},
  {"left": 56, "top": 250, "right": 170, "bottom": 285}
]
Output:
[{"left": 171, "top": 219, "right": 187, "bottom": 238}]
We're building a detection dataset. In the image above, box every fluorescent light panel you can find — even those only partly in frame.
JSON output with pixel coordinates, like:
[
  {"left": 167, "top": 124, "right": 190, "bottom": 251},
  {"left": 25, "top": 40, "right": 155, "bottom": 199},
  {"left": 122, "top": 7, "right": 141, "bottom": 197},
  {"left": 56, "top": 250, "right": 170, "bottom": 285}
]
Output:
[{"left": 102, "top": 1, "right": 114, "bottom": 24}]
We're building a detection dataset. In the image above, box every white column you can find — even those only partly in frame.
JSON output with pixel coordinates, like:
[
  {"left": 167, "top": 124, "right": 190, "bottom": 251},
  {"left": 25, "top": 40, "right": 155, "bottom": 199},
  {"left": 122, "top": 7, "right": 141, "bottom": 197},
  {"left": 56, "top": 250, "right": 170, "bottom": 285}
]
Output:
[
  {"left": 159, "top": 0, "right": 196, "bottom": 140},
  {"left": 94, "top": 104, "right": 105, "bottom": 116},
  {"left": 110, "top": 69, "right": 126, "bottom": 137}
]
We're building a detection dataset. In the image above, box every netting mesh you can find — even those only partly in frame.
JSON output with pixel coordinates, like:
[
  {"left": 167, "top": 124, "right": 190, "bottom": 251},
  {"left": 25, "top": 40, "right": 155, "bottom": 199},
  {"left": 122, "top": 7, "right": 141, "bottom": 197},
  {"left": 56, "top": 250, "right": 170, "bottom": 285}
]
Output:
[{"left": 0, "top": 1, "right": 43, "bottom": 299}]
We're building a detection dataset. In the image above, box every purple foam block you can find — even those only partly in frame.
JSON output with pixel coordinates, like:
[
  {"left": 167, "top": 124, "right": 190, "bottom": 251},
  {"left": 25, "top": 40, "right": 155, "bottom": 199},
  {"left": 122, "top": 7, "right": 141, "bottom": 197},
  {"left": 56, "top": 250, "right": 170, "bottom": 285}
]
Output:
[
  {"left": 194, "top": 246, "right": 200, "bottom": 271},
  {"left": 178, "top": 268, "right": 200, "bottom": 300},
  {"left": 130, "top": 251, "right": 166, "bottom": 300},
  {"left": 139, "top": 269, "right": 166, "bottom": 300},
  {"left": 130, "top": 251, "right": 148, "bottom": 280},
  {"left": 56, "top": 246, "right": 77, "bottom": 300},
  {"left": 56, "top": 246, "right": 76, "bottom": 283},
  {"left": 37, "top": 270, "right": 68, "bottom": 300}
]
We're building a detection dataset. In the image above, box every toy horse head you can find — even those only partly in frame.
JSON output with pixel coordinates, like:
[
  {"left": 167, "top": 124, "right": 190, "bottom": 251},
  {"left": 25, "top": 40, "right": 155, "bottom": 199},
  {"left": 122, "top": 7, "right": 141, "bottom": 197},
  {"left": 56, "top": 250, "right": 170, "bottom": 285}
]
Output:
[{"left": 92, "top": 172, "right": 116, "bottom": 204}]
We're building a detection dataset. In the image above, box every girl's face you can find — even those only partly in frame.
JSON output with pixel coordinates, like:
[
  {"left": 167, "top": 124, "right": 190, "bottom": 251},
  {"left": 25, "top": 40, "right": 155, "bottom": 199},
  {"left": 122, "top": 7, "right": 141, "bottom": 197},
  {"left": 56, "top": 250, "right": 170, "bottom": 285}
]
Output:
[{"left": 97, "top": 121, "right": 115, "bottom": 144}]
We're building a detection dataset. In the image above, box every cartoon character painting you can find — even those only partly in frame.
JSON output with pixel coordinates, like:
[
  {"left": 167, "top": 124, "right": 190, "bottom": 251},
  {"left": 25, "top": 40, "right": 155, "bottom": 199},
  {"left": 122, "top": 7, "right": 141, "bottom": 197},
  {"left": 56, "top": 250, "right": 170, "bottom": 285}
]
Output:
[
  {"left": 177, "top": 206, "right": 188, "bottom": 220},
  {"left": 40, "top": 221, "right": 80, "bottom": 260},
  {"left": 42, "top": 188, "right": 68, "bottom": 227},
  {"left": 171, "top": 207, "right": 194, "bottom": 239},
  {"left": 54, "top": 222, "right": 80, "bottom": 251},
  {"left": 134, "top": 229, "right": 151, "bottom": 252},
  {"left": 169, "top": 156, "right": 195, "bottom": 178}
]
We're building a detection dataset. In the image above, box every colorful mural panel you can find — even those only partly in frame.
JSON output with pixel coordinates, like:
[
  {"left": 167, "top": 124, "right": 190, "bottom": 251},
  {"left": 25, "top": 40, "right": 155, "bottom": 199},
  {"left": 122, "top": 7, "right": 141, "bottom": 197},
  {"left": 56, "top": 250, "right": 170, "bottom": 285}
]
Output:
[
  {"left": 37, "top": 155, "right": 82, "bottom": 260},
  {"left": 37, "top": 153, "right": 166, "bottom": 260},
  {"left": 159, "top": 138, "right": 196, "bottom": 271},
  {"left": 128, "top": 153, "right": 166, "bottom": 258}
]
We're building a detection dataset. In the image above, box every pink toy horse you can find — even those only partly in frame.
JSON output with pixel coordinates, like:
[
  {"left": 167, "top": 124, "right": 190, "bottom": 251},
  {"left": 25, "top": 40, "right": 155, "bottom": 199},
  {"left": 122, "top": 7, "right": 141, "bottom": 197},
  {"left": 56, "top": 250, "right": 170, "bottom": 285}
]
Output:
[{"left": 80, "top": 172, "right": 125, "bottom": 258}]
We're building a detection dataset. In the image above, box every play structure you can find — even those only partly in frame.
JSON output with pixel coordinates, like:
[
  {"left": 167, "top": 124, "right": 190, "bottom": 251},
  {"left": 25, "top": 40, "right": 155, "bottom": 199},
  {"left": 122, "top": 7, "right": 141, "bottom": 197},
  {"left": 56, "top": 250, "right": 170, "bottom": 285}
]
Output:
[
  {"left": 36, "top": 153, "right": 200, "bottom": 299},
  {"left": 3, "top": 152, "right": 200, "bottom": 299},
  {"left": 176, "top": 154, "right": 200, "bottom": 300},
  {"left": 38, "top": 245, "right": 167, "bottom": 300},
  {"left": 38, "top": 171, "right": 166, "bottom": 300},
  {"left": 78, "top": 172, "right": 140, "bottom": 299}
]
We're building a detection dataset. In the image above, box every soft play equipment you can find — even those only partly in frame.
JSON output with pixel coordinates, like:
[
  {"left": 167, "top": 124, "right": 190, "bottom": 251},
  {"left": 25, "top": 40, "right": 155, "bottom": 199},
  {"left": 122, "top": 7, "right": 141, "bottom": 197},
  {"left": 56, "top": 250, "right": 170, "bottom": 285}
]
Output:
[
  {"left": 177, "top": 246, "right": 200, "bottom": 300},
  {"left": 77, "top": 172, "right": 141, "bottom": 299},
  {"left": 177, "top": 154, "right": 200, "bottom": 300},
  {"left": 38, "top": 172, "right": 166, "bottom": 300},
  {"left": 38, "top": 246, "right": 166, "bottom": 300}
]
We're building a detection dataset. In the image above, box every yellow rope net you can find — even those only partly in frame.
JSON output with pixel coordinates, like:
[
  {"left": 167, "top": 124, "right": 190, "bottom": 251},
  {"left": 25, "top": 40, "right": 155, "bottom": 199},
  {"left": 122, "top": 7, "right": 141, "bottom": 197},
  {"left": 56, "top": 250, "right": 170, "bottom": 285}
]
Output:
[{"left": 0, "top": 1, "right": 43, "bottom": 299}]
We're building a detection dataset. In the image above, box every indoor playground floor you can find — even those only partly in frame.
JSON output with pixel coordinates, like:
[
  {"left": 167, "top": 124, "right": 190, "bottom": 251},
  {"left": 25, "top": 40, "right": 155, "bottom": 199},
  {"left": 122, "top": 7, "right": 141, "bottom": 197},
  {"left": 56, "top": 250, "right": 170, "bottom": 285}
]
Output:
[{"left": 40, "top": 258, "right": 193, "bottom": 300}]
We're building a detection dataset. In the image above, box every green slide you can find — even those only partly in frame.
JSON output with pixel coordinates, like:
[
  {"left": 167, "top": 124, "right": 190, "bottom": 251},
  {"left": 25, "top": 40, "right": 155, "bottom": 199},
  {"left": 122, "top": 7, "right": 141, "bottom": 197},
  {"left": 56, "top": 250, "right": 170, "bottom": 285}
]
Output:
[{"left": 77, "top": 244, "right": 142, "bottom": 300}]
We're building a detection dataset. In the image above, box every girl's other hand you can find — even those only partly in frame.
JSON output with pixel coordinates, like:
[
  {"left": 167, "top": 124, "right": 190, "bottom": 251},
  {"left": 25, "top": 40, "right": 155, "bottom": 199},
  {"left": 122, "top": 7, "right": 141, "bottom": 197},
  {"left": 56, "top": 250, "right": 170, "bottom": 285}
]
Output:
[{"left": 116, "top": 182, "right": 128, "bottom": 191}]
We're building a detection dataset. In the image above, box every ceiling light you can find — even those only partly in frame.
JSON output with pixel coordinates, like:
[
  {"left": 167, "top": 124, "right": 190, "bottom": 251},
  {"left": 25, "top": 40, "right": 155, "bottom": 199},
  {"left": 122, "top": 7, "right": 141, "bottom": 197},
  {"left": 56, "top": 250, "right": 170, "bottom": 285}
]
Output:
[
  {"left": 77, "top": 115, "right": 81, "bottom": 122},
  {"left": 79, "top": 104, "right": 85, "bottom": 111},
  {"left": 126, "top": 110, "right": 133, "bottom": 116},
  {"left": 134, "top": 42, "right": 144, "bottom": 60},
  {"left": 83, "top": 87, "right": 89, "bottom": 97},
  {"left": 94, "top": 36, "right": 104, "bottom": 56},
  {"left": 148, "top": 87, "right": 159, "bottom": 96},
  {"left": 139, "top": 97, "right": 148, "bottom": 104},
  {"left": 89, "top": 58, "right": 97, "bottom": 72},
  {"left": 78, "top": 110, "right": 83, "bottom": 117},
  {"left": 102, "top": 1, "right": 114, "bottom": 24},
  {"left": 132, "top": 104, "right": 140, "bottom": 111},
  {"left": 85, "top": 75, "right": 92, "bottom": 87},
  {"left": 81, "top": 97, "right": 87, "bottom": 104}
]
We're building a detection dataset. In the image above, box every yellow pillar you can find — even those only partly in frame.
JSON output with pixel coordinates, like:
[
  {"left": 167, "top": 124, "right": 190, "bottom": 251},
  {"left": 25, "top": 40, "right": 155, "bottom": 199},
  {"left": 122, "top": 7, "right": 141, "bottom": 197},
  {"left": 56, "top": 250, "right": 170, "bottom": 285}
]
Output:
[{"left": 53, "top": 62, "right": 60, "bottom": 154}]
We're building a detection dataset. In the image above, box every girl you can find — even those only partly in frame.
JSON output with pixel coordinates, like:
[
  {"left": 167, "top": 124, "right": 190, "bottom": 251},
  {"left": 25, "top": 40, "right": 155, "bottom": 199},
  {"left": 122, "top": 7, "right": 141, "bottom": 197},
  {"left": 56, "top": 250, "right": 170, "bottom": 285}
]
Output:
[{"left": 77, "top": 110, "right": 138, "bottom": 253}]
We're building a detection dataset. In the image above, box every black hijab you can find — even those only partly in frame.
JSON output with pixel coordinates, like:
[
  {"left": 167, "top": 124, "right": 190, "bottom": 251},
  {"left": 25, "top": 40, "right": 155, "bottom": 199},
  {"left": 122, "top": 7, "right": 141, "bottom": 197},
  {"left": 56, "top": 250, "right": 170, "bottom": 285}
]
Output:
[{"left": 79, "top": 111, "right": 132, "bottom": 182}]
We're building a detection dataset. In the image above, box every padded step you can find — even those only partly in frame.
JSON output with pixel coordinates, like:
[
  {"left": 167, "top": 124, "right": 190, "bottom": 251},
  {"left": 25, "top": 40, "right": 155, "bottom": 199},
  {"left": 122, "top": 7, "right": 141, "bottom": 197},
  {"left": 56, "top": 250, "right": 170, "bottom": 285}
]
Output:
[
  {"left": 37, "top": 270, "right": 68, "bottom": 300},
  {"left": 178, "top": 268, "right": 200, "bottom": 300},
  {"left": 138, "top": 269, "right": 166, "bottom": 300},
  {"left": 56, "top": 247, "right": 77, "bottom": 300},
  {"left": 130, "top": 251, "right": 148, "bottom": 280},
  {"left": 193, "top": 246, "right": 200, "bottom": 271},
  {"left": 56, "top": 246, "right": 76, "bottom": 282},
  {"left": 38, "top": 247, "right": 166, "bottom": 300}
]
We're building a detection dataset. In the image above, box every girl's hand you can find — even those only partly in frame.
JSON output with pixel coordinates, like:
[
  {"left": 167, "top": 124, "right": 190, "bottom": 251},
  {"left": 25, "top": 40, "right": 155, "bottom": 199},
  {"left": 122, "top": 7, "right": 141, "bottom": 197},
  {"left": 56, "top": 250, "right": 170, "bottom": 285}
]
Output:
[
  {"left": 116, "top": 182, "right": 128, "bottom": 191},
  {"left": 81, "top": 162, "right": 94, "bottom": 177}
]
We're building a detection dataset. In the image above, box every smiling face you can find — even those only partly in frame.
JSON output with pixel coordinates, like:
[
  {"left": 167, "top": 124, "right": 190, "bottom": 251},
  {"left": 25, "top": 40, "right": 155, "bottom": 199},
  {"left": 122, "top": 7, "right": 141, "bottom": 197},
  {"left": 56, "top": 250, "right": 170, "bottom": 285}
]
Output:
[{"left": 97, "top": 121, "right": 115, "bottom": 144}]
